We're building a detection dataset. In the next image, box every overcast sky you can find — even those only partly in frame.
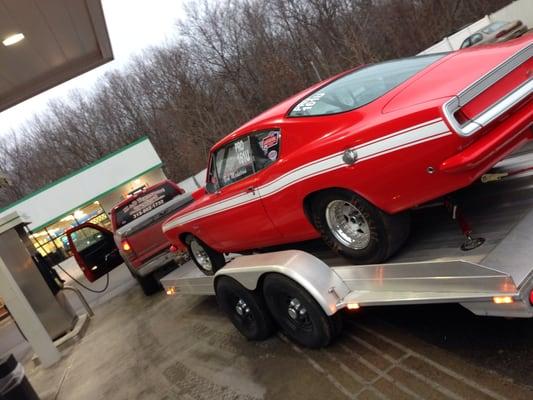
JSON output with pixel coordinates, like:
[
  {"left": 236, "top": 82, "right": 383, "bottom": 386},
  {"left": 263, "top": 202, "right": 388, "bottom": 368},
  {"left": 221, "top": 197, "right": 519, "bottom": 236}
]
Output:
[{"left": 0, "top": 0, "right": 186, "bottom": 137}]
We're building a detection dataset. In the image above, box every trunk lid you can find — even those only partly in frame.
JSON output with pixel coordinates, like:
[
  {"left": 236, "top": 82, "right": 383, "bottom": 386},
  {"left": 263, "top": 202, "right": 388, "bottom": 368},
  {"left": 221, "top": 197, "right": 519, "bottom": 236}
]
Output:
[{"left": 383, "top": 35, "right": 532, "bottom": 114}]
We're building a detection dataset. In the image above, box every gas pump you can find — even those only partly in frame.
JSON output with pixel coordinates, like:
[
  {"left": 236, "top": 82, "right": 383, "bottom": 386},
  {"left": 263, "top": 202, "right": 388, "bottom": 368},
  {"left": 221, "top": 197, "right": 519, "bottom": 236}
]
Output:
[{"left": 0, "top": 213, "right": 77, "bottom": 345}]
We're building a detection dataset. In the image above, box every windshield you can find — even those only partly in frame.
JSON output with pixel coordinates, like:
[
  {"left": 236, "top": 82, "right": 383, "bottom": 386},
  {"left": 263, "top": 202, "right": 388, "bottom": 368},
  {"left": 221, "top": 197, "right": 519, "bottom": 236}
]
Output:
[
  {"left": 114, "top": 183, "right": 179, "bottom": 227},
  {"left": 482, "top": 21, "right": 507, "bottom": 34},
  {"left": 289, "top": 54, "right": 444, "bottom": 117}
]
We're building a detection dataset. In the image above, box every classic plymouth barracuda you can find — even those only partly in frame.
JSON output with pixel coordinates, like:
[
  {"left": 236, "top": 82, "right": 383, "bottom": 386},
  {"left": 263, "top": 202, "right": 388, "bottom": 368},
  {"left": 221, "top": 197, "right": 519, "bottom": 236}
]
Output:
[{"left": 163, "top": 35, "right": 532, "bottom": 275}]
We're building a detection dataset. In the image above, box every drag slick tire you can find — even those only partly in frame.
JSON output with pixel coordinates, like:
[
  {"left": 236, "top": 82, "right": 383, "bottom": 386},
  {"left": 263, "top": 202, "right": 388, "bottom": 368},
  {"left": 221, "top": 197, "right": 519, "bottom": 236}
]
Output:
[
  {"left": 312, "top": 189, "right": 410, "bottom": 264},
  {"left": 263, "top": 274, "right": 342, "bottom": 349},
  {"left": 215, "top": 276, "right": 275, "bottom": 341},
  {"left": 185, "top": 235, "right": 225, "bottom": 276}
]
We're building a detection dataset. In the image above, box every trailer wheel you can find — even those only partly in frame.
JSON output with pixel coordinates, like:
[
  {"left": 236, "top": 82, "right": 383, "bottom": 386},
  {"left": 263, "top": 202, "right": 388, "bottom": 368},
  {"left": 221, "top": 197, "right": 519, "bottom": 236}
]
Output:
[
  {"left": 312, "top": 190, "right": 409, "bottom": 264},
  {"left": 215, "top": 276, "right": 275, "bottom": 341},
  {"left": 263, "top": 274, "right": 338, "bottom": 348},
  {"left": 185, "top": 235, "right": 225, "bottom": 275}
]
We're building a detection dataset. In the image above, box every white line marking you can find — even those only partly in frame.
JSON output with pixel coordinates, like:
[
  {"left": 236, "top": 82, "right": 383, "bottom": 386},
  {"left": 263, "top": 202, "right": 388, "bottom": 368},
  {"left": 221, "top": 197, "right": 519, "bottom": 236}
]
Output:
[
  {"left": 163, "top": 119, "right": 450, "bottom": 230},
  {"left": 278, "top": 334, "right": 357, "bottom": 399},
  {"left": 346, "top": 333, "right": 465, "bottom": 400},
  {"left": 354, "top": 323, "right": 509, "bottom": 400}
]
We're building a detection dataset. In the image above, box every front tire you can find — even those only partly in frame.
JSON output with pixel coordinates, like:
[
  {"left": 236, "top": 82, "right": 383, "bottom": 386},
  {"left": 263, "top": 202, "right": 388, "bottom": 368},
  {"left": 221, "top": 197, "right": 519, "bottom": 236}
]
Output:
[
  {"left": 263, "top": 274, "right": 340, "bottom": 348},
  {"left": 185, "top": 235, "right": 225, "bottom": 275},
  {"left": 216, "top": 276, "right": 275, "bottom": 341},
  {"left": 312, "top": 190, "right": 409, "bottom": 264}
]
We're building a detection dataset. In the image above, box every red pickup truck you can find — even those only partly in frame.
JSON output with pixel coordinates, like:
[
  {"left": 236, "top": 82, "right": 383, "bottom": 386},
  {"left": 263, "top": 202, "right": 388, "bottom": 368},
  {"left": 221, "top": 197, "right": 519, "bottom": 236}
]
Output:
[{"left": 66, "top": 180, "right": 193, "bottom": 294}]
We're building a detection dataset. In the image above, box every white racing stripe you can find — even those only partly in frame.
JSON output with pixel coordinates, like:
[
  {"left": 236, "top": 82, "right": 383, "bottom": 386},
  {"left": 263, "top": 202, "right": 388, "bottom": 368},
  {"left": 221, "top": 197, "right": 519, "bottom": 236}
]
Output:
[{"left": 163, "top": 119, "right": 451, "bottom": 231}]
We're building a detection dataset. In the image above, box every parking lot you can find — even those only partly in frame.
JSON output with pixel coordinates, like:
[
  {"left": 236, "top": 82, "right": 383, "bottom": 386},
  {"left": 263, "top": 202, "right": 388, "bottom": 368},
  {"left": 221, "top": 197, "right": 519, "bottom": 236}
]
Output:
[{"left": 26, "top": 277, "right": 532, "bottom": 400}]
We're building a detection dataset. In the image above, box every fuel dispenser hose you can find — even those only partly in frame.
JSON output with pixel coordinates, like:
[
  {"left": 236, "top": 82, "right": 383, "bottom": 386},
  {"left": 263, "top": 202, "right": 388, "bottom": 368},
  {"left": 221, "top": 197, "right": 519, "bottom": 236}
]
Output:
[{"left": 55, "top": 263, "right": 110, "bottom": 294}]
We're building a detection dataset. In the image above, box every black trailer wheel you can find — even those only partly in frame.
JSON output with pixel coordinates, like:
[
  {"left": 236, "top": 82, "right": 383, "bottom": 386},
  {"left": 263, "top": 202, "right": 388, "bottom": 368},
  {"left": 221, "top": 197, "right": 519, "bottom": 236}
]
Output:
[
  {"left": 185, "top": 235, "right": 225, "bottom": 276},
  {"left": 263, "top": 274, "right": 339, "bottom": 349},
  {"left": 215, "top": 276, "right": 275, "bottom": 341},
  {"left": 312, "top": 189, "right": 410, "bottom": 264}
]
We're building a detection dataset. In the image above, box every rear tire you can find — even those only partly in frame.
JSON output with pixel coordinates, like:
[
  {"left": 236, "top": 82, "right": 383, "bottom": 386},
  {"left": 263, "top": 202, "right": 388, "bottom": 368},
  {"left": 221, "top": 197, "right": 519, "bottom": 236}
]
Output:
[
  {"left": 263, "top": 274, "right": 339, "bottom": 348},
  {"left": 216, "top": 276, "right": 275, "bottom": 341},
  {"left": 185, "top": 235, "right": 225, "bottom": 275},
  {"left": 124, "top": 259, "right": 162, "bottom": 296},
  {"left": 312, "top": 190, "right": 410, "bottom": 264},
  {"left": 136, "top": 273, "right": 161, "bottom": 296}
]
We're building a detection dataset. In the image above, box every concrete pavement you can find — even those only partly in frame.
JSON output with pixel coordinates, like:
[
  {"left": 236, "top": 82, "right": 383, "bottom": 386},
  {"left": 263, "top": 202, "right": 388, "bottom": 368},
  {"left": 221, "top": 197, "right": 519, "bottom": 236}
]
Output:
[{"left": 25, "top": 284, "right": 533, "bottom": 400}]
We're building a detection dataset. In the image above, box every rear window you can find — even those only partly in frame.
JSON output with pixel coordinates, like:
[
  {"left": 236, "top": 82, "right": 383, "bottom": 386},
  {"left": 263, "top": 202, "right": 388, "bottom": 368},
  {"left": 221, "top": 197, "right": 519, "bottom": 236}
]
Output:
[
  {"left": 114, "top": 183, "right": 179, "bottom": 227},
  {"left": 289, "top": 54, "right": 444, "bottom": 117},
  {"left": 482, "top": 21, "right": 507, "bottom": 34}
]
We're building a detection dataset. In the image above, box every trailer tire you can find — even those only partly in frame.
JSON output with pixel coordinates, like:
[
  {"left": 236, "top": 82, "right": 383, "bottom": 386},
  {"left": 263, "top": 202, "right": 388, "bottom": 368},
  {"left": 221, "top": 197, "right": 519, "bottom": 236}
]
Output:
[
  {"left": 185, "top": 235, "right": 225, "bottom": 276},
  {"left": 312, "top": 190, "right": 409, "bottom": 264},
  {"left": 263, "top": 274, "right": 338, "bottom": 348},
  {"left": 215, "top": 276, "right": 275, "bottom": 341}
]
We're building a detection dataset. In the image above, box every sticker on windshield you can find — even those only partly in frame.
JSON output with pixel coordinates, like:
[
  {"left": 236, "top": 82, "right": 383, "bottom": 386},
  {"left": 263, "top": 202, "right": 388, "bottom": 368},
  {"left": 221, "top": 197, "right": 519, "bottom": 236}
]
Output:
[
  {"left": 267, "top": 150, "right": 278, "bottom": 161},
  {"left": 261, "top": 132, "right": 279, "bottom": 151},
  {"left": 292, "top": 92, "right": 325, "bottom": 114}
]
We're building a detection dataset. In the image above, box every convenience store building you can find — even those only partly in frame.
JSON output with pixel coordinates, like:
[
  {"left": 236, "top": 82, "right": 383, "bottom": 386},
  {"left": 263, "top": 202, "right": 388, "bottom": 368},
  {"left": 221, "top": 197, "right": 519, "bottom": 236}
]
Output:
[{"left": 0, "top": 137, "right": 166, "bottom": 261}]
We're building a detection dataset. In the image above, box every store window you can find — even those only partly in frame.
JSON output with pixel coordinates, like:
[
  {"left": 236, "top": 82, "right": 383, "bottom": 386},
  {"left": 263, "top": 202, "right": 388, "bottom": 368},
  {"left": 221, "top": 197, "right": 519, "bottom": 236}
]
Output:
[{"left": 29, "top": 201, "right": 111, "bottom": 262}]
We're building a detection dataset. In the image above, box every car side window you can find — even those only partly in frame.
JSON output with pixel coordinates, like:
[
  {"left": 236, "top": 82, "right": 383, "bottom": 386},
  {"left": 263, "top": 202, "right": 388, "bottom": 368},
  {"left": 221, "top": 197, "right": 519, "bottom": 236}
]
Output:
[
  {"left": 249, "top": 130, "right": 280, "bottom": 172},
  {"left": 71, "top": 227, "right": 106, "bottom": 252},
  {"left": 471, "top": 33, "right": 483, "bottom": 45},
  {"left": 214, "top": 137, "right": 255, "bottom": 188},
  {"left": 460, "top": 37, "right": 471, "bottom": 48},
  {"left": 211, "top": 130, "right": 281, "bottom": 189}
]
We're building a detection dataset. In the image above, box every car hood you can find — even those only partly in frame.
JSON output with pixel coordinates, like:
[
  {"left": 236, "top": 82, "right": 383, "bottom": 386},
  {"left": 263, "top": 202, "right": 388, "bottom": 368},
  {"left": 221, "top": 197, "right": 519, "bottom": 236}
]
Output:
[{"left": 383, "top": 36, "right": 531, "bottom": 113}]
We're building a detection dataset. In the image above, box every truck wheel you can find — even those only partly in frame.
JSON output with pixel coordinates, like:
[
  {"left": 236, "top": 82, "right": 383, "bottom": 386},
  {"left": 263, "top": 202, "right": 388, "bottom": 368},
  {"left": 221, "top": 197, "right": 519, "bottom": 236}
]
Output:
[
  {"left": 186, "top": 236, "right": 225, "bottom": 275},
  {"left": 136, "top": 273, "right": 162, "bottom": 296},
  {"left": 215, "top": 276, "right": 275, "bottom": 341},
  {"left": 312, "top": 190, "right": 409, "bottom": 264},
  {"left": 124, "top": 259, "right": 161, "bottom": 296},
  {"left": 263, "top": 274, "right": 338, "bottom": 348}
]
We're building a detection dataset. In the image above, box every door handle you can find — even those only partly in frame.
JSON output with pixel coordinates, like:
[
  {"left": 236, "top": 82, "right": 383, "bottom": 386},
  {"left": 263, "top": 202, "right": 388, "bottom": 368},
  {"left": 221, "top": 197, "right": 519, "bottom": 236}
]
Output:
[{"left": 245, "top": 186, "right": 256, "bottom": 194}]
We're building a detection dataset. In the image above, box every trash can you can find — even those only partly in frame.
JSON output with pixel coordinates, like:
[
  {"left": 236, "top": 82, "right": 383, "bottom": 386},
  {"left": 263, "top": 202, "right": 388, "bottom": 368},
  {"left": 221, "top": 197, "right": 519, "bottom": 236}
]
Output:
[{"left": 0, "top": 355, "right": 39, "bottom": 400}]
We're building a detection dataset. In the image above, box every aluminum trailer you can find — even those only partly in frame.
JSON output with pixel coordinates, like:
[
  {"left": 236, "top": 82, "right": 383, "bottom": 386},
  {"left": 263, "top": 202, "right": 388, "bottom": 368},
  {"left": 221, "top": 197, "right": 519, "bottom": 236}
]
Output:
[{"left": 161, "top": 143, "right": 533, "bottom": 348}]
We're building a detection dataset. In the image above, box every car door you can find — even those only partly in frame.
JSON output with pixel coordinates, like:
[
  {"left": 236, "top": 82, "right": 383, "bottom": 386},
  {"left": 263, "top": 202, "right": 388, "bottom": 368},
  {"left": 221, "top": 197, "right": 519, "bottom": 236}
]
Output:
[
  {"left": 66, "top": 223, "right": 123, "bottom": 282},
  {"left": 197, "top": 133, "right": 280, "bottom": 250}
]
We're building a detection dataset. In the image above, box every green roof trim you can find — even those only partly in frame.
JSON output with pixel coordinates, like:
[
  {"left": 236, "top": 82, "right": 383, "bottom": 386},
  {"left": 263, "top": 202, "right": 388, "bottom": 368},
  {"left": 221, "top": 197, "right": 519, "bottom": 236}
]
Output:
[
  {"left": 0, "top": 136, "right": 154, "bottom": 214},
  {"left": 30, "top": 163, "right": 163, "bottom": 232}
]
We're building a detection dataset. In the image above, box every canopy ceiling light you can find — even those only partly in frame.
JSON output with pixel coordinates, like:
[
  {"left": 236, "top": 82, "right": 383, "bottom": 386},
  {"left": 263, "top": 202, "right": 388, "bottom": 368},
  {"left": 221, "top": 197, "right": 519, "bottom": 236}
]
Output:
[{"left": 2, "top": 33, "right": 25, "bottom": 47}]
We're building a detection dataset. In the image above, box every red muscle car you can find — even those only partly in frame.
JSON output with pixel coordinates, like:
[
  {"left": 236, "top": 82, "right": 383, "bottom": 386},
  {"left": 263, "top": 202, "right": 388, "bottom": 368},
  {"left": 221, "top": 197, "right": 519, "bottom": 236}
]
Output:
[{"left": 163, "top": 35, "right": 532, "bottom": 275}]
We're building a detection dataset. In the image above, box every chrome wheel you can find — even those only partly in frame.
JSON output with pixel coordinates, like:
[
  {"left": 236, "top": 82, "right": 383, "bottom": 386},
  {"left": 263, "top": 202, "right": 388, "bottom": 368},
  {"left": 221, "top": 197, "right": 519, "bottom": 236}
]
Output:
[
  {"left": 190, "top": 239, "right": 213, "bottom": 271},
  {"left": 325, "top": 200, "right": 370, "bottom": 250}
]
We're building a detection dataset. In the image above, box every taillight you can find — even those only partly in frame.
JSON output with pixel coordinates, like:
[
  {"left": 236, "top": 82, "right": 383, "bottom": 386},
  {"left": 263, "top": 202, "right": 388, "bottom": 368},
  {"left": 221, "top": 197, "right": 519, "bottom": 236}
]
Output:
[
  {"left": 495, "top": 29, "right": 509, "bottom": 39},
  {"left": 121, "top": 240, "right": 132, "bottom": 252}
]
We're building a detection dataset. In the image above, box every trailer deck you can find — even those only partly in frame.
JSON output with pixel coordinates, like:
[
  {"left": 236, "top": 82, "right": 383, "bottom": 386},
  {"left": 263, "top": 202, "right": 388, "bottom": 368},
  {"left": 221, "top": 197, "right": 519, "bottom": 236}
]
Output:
[{"left": 161, "top": 142, "right": 533, "bottom": 319}]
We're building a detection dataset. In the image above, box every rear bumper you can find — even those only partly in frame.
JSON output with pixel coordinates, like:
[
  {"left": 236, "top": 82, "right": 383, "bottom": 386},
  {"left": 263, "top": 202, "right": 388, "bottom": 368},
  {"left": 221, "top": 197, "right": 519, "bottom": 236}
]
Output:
[
  {"left": 440, "top": 102, "right": 532, "bottom": 173},
  {"left": 133, "top": 250, "right": 178, "bottom": 277}
]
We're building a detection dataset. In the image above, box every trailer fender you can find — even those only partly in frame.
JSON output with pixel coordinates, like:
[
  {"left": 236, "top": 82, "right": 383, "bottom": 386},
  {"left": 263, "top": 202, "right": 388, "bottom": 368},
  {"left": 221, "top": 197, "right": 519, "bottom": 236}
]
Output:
[{"left": 215, "top": 250, "right": 351, "bottom": 315}]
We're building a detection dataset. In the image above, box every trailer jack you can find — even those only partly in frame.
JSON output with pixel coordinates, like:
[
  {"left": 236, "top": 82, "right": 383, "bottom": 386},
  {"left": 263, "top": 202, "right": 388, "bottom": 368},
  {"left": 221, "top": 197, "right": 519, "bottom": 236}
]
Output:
[{"left": 445, "top": 199, "right": 485, "bottom": 251}]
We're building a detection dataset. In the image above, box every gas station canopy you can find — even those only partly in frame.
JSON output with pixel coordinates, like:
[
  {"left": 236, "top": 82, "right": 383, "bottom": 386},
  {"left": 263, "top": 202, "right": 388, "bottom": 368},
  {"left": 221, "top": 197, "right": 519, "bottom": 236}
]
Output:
[{"left": 0, "top": 0, "right": 112, "bottom": 112}]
